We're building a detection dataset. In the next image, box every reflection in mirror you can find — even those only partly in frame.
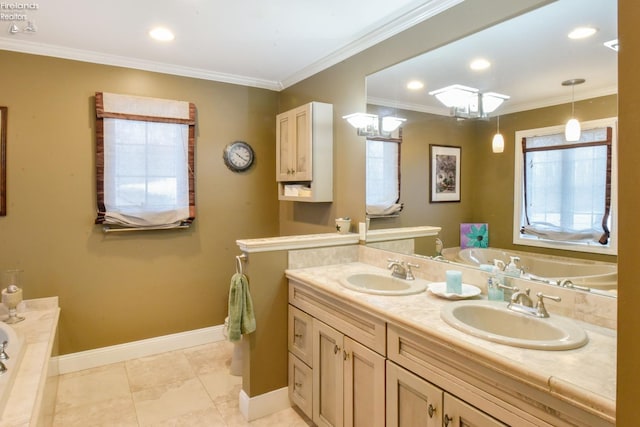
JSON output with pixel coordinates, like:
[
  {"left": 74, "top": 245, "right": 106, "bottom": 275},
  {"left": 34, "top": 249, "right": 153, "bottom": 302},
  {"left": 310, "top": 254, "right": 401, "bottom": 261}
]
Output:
[{"left": 364, "top": 0, "right": 618, "bottom": 297}]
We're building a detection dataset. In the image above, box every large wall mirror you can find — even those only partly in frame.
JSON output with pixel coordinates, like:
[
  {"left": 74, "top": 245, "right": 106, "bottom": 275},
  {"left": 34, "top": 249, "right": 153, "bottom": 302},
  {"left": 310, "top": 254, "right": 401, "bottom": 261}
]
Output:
[{"left": 364, "top": 0, "right": 618, "bottom": 297}]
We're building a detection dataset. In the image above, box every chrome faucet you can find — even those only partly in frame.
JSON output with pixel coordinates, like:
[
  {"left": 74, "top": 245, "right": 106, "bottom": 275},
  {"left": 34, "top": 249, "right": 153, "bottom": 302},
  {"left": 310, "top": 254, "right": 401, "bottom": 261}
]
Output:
[{"left": 387, "top": 259, "right": 419, "bottom": 280}]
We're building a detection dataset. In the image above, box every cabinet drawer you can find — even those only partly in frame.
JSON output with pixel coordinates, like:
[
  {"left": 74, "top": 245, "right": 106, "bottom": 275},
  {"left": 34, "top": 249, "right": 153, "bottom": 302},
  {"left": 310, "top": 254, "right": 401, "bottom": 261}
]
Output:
[
  {"left": 289, "top": 280, "right": 386, "bottom": 355},
  {"left": 288, "top": 305, "right": 313, "bottom": 366},
  {"left": 289, "top": 353, "right": 313, "bottom": 419}
]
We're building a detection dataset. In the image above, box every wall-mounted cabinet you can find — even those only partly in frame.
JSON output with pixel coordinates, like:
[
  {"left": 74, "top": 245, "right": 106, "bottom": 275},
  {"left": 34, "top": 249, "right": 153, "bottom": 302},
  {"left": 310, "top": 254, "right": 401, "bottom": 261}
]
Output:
[{"left": 276, "top": 102, "right": 333, "bottom": 202}]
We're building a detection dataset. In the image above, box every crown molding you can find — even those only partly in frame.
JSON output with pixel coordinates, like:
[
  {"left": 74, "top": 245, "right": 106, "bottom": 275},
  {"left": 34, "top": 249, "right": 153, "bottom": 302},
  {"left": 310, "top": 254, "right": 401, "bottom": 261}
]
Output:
[
  {"left": 0, "top": 38, "right": 282, "bottom": 91},
  {"left": 279, "top": 0, "right": 463, "bottom": 89}
]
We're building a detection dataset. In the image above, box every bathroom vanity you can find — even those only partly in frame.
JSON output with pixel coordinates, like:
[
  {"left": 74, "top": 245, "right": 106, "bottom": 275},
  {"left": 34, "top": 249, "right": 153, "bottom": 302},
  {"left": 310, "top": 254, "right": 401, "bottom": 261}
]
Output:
[{"left": 286, "top": 261, "right": 615, "bottom": 427}]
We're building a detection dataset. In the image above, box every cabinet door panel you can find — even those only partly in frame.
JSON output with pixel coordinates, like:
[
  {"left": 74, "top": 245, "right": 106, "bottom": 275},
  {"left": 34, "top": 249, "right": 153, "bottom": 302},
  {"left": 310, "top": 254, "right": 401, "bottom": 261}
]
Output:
[
  {"left": 276, "top": 112, "right": 291, "bottom": 181},
  {"left": 443, "top": 393, "right": 507, "bottom": 427},
  {"left": 293, "top": 104, "right": 312, "bottom": 180},
  {"left": 289, "top": 354, "right": 313, "bottom": 419},
  {"left": 386, "top": 361, "right": 442, "bottom": 427},
  {"left": 343, "top": 337, "right": 385, "bottom": 427},
  {"left": 288, "top": 305, "right": 313, "bottom": 366},
  {"left": 313, "top": 320, "right": 344, "bottom": 427}
]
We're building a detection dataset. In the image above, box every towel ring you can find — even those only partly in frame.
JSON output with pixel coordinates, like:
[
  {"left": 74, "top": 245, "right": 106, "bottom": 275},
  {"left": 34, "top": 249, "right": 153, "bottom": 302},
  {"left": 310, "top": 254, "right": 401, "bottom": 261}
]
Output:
[{"left": 236, "top": 254, "right": 247, "bottom": 275}]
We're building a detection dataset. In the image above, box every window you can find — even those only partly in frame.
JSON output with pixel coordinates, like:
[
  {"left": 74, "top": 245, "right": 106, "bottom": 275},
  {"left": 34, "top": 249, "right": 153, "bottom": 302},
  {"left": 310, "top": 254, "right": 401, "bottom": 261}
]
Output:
[
  {"left": 513, "top": 118, "right": 617, "bottom": 255},
  {"left": 95, "top": 92, "right": 196, "bottom": 230},
  {"left": 366, "top": 138, "right": 402, "bottom": 216}
]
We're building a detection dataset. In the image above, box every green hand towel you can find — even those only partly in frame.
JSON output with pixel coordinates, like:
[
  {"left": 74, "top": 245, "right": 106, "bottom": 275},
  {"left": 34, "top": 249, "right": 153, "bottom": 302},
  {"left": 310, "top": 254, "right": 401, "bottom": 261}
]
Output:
[{"left": 227, "top": 273, "right": 256, "bottom": 342}]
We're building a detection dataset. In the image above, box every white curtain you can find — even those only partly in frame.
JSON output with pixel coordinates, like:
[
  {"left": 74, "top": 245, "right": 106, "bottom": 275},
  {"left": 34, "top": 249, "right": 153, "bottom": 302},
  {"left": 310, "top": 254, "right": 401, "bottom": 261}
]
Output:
[
  {"left": 522, "top": 128, "right": 610, "bottom": 243},
  {"left": 102, "top": 119, "right": 190, "bottom": 227},
  {"left": 366, "top": 139, "right": 402, "bottom": 216}
]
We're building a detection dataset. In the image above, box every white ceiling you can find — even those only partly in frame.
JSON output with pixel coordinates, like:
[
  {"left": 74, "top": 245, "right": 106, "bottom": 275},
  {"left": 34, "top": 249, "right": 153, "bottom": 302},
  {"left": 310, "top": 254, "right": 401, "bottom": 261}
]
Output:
[
  {"left": 367, "top": 0, "right": 618, "bottom": 116},
  {"left": 0, "top": 0, "right": 462, "bottom": 90}
]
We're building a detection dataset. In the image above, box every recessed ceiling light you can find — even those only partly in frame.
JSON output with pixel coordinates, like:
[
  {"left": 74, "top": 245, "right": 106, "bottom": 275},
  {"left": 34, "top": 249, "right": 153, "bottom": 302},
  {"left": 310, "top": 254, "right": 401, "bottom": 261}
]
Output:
[
  {"left": 406, "top": 80, "right": 424, "bottom": 90},
  {"left": 568, "top": 27, "right": 598, "bottom": 40},
  {"left": 470, "top": 58, "right": 491, "bottom": 71},
  {"left": 149, "top": 27, "right": 175, "bottom": 42}
]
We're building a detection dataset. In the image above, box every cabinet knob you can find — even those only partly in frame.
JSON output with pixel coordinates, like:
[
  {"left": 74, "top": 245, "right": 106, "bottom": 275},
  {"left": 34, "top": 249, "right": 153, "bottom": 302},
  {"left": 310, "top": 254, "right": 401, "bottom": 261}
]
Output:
[
  {"left": 427, "top": 403, "right": 436, "bottom": 418},
  {"left": 294, "top": 333, "right": 304, "bottom": 339},
  {"left": 444, "top": 414, "right": 453, "bottom": 426},
  {"left": 294, "top": 381, "right": 303, "bottom": 389},
  {"left": 333, "top": 344, "right": 341, "bottom": 355},
  {"left": 343, "top": 350, "right": 350, "bottom": 361}
]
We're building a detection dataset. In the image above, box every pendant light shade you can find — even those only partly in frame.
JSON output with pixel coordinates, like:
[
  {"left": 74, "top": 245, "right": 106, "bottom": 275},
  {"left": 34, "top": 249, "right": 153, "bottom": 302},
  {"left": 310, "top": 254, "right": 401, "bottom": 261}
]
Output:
[
  {"left": 565, "top": 118, "right": 581, "bottom": 142},
  {"left": 562, "top": 78, "right": 585, "bottom": 142},
  {"left": 492, "top": 116, "right": 504, "bottom": 153},
  {"left": 492, "top": 133, "right": 505, "bottom": 153}
]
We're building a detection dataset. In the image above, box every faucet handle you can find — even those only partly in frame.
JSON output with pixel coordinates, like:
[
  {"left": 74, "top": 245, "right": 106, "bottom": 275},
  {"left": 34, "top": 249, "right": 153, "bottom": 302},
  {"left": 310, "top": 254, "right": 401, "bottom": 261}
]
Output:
[
  {"left": 0, "top": 341, "right": 9, "bottom": 360},
  {"left": 405, "top": 263, "right": 419, "bottom": 280},
  {"left": 535, "top": 292, "right": 561, "bottom": 318}
]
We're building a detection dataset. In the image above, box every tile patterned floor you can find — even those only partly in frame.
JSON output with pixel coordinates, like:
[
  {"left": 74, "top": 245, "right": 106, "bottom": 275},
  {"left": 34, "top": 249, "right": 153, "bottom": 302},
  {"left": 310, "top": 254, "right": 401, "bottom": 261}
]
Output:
[{"left": 53, "top": 341, "right": 312, "bottom": 426}]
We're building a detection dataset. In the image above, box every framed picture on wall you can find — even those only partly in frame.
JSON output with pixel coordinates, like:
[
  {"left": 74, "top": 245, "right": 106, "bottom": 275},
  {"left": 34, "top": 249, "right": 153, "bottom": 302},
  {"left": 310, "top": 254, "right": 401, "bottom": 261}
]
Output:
[
  {"left": 0, "top": 107, "right": 6, "bottom": 216},
  {"left": 429, "top": 144, "right": 461, "bottom": 203}
]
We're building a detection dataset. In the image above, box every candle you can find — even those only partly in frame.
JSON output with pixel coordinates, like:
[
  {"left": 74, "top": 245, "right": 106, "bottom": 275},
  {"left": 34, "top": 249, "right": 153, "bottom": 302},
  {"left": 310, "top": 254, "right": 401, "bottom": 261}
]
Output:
[{"left": 445, "top": 270, "right": 463, "bottom": 294}]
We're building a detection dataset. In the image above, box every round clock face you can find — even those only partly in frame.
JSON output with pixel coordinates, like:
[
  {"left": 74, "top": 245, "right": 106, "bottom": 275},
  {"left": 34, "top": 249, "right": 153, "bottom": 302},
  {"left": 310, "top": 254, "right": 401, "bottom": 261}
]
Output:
[{"left": 223, "top": 141, "right": 255, "bottom": 172}]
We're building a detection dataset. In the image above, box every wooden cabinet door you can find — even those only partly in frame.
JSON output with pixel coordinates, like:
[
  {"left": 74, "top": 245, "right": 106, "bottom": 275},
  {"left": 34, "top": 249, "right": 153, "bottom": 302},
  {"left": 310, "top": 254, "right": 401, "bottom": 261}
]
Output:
[
  {"left": 288, "top": 305, "right": 313, "bottom": 366},
  {"left": 291, "top": 103, "right": 312, "bottom": 181},
  {"left": 443, "top": 393, "right": 507, "bottom": 427},
  {"left": 289, "top": 354, "right": 313, "bottom": 419},
  {"left": 276, "top": 103, "right": 312, "bottom": 182},
  {"left": 313, "top": 319, "right": 344, "bottom": 427},
  {"left": 386, "top": 361, "right": 443, "bottom": 427},
  {"left": 343, "top": 337, "right": 385, "bottom": 427}
]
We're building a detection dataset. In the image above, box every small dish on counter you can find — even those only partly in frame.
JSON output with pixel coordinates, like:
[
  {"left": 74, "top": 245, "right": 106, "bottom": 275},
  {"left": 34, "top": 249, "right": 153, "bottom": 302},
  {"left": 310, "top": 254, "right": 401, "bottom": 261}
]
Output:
[{"left": 428, "top": 282, "right": 481, "bottom": 300}]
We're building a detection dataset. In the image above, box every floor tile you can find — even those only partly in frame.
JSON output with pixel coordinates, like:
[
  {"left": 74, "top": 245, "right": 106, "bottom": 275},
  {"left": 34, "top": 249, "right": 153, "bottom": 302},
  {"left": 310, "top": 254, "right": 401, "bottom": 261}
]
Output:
[
  {"left": 183, "top": 341, "right": 234, "bottom": 376},
  {"left": 55, "top": 362, "right": 131, "bottom": 411},
  {"left": 53, "top": 396, "right": 138, "bottom": 427},
  {"left": 132, "top": 377, "right": 215, "bottom": 426},
  {"left": 126, "top": 350, "right": 196, "bottom": 392},
  {"left": 199, "top": 369, "right": 242, "bottom": 404}
]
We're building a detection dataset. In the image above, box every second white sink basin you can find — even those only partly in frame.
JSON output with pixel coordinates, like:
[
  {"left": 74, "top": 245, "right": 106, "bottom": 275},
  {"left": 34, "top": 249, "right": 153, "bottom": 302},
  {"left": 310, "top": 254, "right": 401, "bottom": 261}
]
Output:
[
  {"left": 440, "top": 300, "right": 588, "bottom": 350},
  {"left": 340, "top": 273, "right": 427, "bottom": 296}
]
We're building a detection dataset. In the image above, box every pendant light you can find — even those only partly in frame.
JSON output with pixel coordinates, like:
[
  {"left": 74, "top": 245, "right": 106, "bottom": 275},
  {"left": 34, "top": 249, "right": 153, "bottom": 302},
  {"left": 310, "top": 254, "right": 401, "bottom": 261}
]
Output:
[
  {"left": 492, "top": 116, "right": 504, "bottom": 153},
  {"left": 562, "top": 78, "right": 585, "bottom": 142}
]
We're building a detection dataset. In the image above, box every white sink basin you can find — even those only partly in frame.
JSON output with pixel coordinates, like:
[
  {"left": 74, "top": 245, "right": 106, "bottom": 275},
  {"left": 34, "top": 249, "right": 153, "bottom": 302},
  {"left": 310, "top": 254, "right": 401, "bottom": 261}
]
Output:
[
  {"left": 440, "top": 300, "right": 588, "bottom": 350},
  {"left": 340, "top": 273, "right": 427, "bottom": 296}
]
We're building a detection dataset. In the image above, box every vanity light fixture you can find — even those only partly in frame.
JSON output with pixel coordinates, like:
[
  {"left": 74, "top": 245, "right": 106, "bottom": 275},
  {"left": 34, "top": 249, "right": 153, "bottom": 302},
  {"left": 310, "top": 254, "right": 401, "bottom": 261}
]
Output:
[
  {"left": 343, "top": 113, "right": 405, "bottom": 136},
  {"left": 149, "top": 27, "right": 175, "bottom": 42},
  {"left": 562, "top": 78, "right": 585, "bottom": 142},
  {"left": 492, "top": 116, "right": 504, "bottom": 153},
  {"left": 429, "top": 84, "right": 509, "bottom": 119},
  {"left": 604, "top": 38, "right": 619, "bottom": 52}
]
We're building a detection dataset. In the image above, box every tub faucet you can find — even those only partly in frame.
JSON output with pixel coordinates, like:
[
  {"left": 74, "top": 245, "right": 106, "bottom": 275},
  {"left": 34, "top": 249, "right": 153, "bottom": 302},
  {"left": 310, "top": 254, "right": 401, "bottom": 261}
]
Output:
[{"left": 387, "top": 259, "right": 419, "bottom": 280}]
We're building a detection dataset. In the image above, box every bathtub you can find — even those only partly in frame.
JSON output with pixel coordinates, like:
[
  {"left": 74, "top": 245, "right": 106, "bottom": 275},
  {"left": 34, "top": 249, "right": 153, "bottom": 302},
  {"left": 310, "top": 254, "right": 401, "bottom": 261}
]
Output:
[
  {"left": 443, "top": 247, "right": 617, "bottom": 291},
  {"left": 0, "top": 321, "right": 24, "bottom": 418}
]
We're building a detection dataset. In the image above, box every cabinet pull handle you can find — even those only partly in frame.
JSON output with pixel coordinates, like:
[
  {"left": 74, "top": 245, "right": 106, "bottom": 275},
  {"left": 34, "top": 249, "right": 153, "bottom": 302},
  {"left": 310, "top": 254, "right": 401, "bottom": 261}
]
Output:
[
  {"left": 427, "top": 403, "right": 435, "bottom": 418},
  {"left": 294, "top": 381, "right": 303, "bottom": 389},
  {"left": 343, "top": 350, "right": 350, "bottom": 361},
  {"left": 444, "top": 414, "right": 453, "bottom": 426},
  {"left": 294, "top": 333, "right": 303, "bottom": 338},
  {"left": 333, "top": 344, "right": 340, "bottom": 355}
]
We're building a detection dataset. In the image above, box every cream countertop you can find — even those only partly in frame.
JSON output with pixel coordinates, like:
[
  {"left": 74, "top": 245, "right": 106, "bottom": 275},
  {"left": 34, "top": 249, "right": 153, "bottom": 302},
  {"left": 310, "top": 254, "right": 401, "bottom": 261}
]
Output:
[
  {"left": 285, "top": 262, "right": 616, "bottom": 420},
  {"left": 0, "top": 297, "right": 59, "bottom": 427}
]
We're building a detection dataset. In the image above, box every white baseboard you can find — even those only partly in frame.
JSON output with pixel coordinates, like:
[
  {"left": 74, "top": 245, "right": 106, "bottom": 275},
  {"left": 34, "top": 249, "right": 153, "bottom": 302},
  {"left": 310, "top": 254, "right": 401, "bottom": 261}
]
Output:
[
  {"left": 55, "top": 324, "right": 225, "bottom": 374},
  {"left": 239, "top": 387, "right": 291, "bottom": 421}
]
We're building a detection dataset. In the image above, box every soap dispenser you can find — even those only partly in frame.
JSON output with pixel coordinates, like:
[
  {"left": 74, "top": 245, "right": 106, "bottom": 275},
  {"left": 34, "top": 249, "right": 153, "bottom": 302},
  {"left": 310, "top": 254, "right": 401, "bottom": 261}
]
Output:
[{"left": 505, "top": 256, "right": 521, "bottom": 278}]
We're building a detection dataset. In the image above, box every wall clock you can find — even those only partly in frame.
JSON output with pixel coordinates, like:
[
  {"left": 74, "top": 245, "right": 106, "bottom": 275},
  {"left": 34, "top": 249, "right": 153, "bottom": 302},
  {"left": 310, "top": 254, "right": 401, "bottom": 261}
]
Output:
[{"left": 223, "top": 141, "right": 255, "bottom": 172}]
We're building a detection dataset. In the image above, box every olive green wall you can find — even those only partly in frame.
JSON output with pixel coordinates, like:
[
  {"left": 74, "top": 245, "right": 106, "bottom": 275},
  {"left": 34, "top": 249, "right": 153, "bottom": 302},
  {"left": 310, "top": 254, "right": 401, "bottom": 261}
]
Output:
[
  {"left": 616, "top": 1, "right": 639, "bottom": 423},
  {"left": 0, "top": 50, "right": 280, "bottom": 355}
]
